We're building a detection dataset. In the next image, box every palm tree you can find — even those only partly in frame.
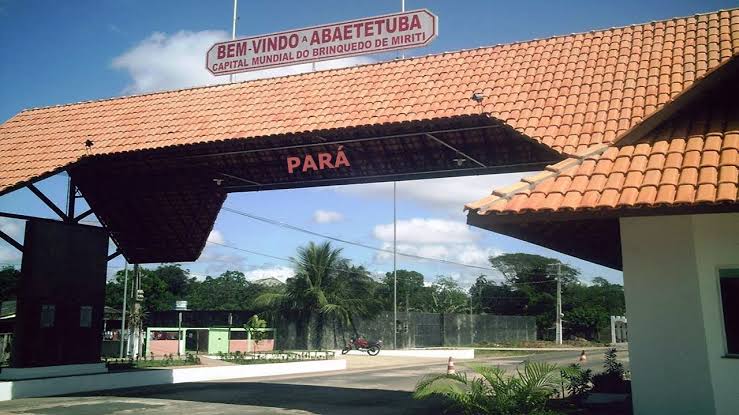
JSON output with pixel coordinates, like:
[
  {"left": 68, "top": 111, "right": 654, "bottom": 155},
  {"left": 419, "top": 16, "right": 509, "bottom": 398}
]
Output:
[{"left": 255, "top": 241, "right": 380, "bottom": 346}]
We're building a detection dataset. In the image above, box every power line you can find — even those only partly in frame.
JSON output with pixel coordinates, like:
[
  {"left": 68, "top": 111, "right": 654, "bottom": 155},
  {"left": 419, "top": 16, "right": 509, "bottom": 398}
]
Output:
[
  {"left": 206, "top": 239, "right": 558, "bottom": 289},
  {"left": 221, "top": 206, "right": 494, "bottom": 272}
]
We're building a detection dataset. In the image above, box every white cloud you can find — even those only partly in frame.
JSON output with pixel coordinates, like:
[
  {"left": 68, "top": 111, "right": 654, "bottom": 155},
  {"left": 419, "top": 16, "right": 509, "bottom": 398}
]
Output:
[
  {"left": 373, "top": 218, "right": 479, "bottom": 244},
  {"left": 112, "top": 30, "right": 374, "bottom": 94},
  {"left": 206, "top": 229, "right": 225, "bottom": 244},
  {"left": 0, "top": 218, "right": 23, "bottom": 264},
  {"left": 243, "top": 266, "right": 295, "bottom": 283},
  {"left": 334, "top": 173, "right": 529, "bottom": 214},
  {"left": 456, "top": 244, "right": 503, "bottom": 267},
  {"left": 0, "top": 218, "right": 22, "bottom": 240},
  {"left": 371, "top": 217, "right": 501, "bottom": 285},
  {"left": 375, "top": 241, "right": 500, "bottom": 268},
  {"left": 197, "top": 246, "right": 247, "bottom": 275},
  {"left": 313, "top": 209, "right": 344, "bottom": 224}
]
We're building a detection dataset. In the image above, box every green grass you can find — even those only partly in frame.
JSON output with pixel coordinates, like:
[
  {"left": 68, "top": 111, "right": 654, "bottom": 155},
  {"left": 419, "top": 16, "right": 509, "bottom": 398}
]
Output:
[
  {"left": 471, "top": 339, "right": 607, "bottom": 349},
  {"left": 134, "top": 358, "right": 200, "bottom": 368},
  {"left": 473, "top": 349, "right": 546, "bottom": 358}
]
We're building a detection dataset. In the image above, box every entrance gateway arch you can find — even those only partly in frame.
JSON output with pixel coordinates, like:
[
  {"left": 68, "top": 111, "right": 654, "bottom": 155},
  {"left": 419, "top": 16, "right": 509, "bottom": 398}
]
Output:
[{"left": 1, "top": 8, "right": 738, "bottom": 414}]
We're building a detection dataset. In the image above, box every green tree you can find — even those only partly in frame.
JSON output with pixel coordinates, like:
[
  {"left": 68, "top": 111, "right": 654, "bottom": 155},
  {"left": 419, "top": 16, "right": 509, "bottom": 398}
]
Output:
[
  {"left": 0, "top": 266, "right": 20, "bottom": 301},
  {"left": 563, "top": 277, "right": 625, "bottom": 340},
  {"left": 490, "top": 253, "right": 580, "bottom": 337},
  {"left": 429, "top": 276, "right": 469, "bottom": 313},
  {"left": 488, "top": 253, "right": 625, "bottom": 341},
  {"left": 256, "top": 241, "right": 380, "bottom": 339},
  {"left": 377, "top": 269, "right": 431, "bottom": 312},
  {"left": 245, "top": 314, "right": 268, "bottom": 350},
  {"left": 105, "top": 265, "right": 194, "bottom": 313},
  {"left": 187, "top": 270, "right": 262, "bottom": 310},
  {"left": 469, "top": 275, "right": 528, "bottom": 315}
]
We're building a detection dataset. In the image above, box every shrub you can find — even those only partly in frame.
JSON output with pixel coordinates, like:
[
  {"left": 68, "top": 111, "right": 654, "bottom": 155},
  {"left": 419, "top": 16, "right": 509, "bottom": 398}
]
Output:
[
  {"left": 591, "top": 348, "right": 630, "bottom": 394},
  {"left": 560, "top": 363, "right": 592, "bottom": 399},
  {"left": 414, "top": 361, "right": 564, "bottom": 415}
]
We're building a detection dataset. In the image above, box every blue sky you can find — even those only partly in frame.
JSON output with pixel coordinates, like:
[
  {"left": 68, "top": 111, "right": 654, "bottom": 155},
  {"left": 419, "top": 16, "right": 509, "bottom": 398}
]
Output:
[{"left": 0, "top": 0, "right": 734, "bottom": 287}]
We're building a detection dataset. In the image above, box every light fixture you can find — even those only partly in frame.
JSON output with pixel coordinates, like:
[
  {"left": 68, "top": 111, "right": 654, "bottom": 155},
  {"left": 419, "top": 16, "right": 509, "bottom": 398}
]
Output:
[{"left": 453, "top": 158, "right": 467, "bottom": 166}]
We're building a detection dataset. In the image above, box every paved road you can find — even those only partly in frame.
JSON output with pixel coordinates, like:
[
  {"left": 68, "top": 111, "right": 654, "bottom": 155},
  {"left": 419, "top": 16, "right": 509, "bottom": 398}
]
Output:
[{"left": 0, "top": 349, "right": 629, "bottom": 415}]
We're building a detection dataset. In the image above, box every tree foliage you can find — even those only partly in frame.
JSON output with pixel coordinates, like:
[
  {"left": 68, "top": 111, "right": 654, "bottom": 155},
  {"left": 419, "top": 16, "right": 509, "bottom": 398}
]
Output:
[
  {"left": 105, "top": 266, "right": 275, "bottom": 313},
  {"left": 188, "top": 270, "right": 263, "bottom": 310},
  {"left": 100, "top": 247, "right": 624, "bottom": 343},
  {"left": 0, "top": 266, "right": 20, "bottom": 302},
  {"left": 481, "top": 254, "right": 625, "bottom": 340},
  {"left": 254, "top": 241, "right": 381, "bottom": 335},
  {"left": 245, "top": 314, "right": 269, "bottom": 346},
  {"left": 429, "top": 276, "right": 469, "bottom": 313}
]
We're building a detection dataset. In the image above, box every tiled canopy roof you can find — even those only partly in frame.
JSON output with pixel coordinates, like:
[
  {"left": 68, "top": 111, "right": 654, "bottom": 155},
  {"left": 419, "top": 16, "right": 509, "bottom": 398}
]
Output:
[
  {"left": 1, "top": 8, "right": 738, "bottom": 195},
  {"left": 466, "top": 66, "right": 738, "bottom": 216}
]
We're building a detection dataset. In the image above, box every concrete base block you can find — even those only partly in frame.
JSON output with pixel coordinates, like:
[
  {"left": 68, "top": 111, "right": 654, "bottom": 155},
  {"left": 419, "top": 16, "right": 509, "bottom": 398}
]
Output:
[
  {"left": 338, "top": 348, "right": 475, "bottom": 359},
  {"left": 0, "top": 363, "right": 108, "bottom": 380},
  {"left": 0, "top": 359, "right": 347, "bottom": 401}
]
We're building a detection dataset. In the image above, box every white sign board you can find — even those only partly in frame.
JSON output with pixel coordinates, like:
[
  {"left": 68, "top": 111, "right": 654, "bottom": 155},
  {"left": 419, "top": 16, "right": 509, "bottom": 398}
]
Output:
[{"left": 206, "top": 9, "right": 438, "bottom": 76}]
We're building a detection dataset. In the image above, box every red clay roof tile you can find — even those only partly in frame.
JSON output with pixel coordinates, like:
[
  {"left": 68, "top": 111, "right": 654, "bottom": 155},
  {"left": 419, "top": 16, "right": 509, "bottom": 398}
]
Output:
[
  {"left": 3, "top": 9, "right": 739, "bottom": 194},
  {"left": 466, "top": 72, "right": 738, "bottom": 215},
  {"left": 717, "top": 182, "right": 738, "bottom": 201}
]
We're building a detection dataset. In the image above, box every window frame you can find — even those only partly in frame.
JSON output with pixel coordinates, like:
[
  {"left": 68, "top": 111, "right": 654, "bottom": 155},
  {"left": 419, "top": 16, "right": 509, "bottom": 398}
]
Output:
[{"left": 717, "top": 266, "right": 739, "bottom": 358}]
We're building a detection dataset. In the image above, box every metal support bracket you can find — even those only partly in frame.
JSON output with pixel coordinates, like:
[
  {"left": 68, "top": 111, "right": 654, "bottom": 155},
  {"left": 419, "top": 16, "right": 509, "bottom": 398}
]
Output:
[
  {"left": 0, "top": 229, "right": 23, "bottom": 252},
  {"left": 218, "top": 172, "right": 262, "bottom": 186},
  {"left": 425, "top": 133, "right": 487, "bottom": 168},
  {"left": 67, "top": 176, "right": 76, "bottom": 221},
  {"left": 74, "top": 209, "right": 94, "bottom": 223},
  {"left": 27, "top": 183, "right": 69, "bottom": 221},
  {"left": 107, "top": 250, "right": 121, "bottom": 262}
]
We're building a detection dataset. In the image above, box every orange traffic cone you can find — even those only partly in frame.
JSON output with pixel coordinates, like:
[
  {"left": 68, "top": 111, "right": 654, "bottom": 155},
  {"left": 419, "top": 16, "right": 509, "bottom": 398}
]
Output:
[
  {"left": 447, "top": 356, "right": 456, "bottom": 374},
  {"left": 579, "top": 350, "right": 587, "bottom": 363}
]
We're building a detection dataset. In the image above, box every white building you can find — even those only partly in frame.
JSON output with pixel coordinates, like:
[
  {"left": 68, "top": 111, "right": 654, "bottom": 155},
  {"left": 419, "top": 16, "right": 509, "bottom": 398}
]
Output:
[{"left": 466, "top": 54, "right": 739, "bottom": 414}]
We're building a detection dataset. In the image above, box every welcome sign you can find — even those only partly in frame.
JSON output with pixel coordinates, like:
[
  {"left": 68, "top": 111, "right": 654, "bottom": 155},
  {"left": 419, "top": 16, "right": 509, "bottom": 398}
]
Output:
[{"left": 206, "top": 9, "right": 438, "bottom": 75}]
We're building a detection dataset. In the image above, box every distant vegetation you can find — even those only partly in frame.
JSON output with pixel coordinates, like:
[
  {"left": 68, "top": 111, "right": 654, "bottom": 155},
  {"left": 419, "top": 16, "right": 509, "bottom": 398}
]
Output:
[{"left": 1, "top": 243, "right": 624, "bottom": 343}]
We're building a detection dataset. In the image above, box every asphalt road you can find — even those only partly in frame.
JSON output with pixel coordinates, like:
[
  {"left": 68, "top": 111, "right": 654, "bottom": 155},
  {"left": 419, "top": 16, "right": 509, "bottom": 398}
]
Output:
[{"left": 0, "top": 349, "right": 629, "bottom": 415}]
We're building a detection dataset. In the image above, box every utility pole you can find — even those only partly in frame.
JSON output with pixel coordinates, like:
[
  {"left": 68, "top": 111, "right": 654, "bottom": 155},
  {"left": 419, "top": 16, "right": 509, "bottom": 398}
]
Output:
[
  {"left": 554, "top": 263, "right": 563, "bottom": 345},
  {"left": 393, "top": 181, "right": 397, "bottom": 350},
  {"left": 119, "top": 262, "right": 129, "bottom": 358},
  {"left": 132, "top": 264, "right": 143, "bottom": 358}
]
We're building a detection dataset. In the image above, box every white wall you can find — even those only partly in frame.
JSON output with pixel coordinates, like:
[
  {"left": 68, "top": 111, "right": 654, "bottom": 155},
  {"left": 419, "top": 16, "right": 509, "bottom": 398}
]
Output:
[
  {"left": 0, "top": 359, "right": 347, "bottom": 401},
  {"left": 621, "top": 213, "right": 739, "bottom": 415},
  {"left": 691, "top": 213, "right": 739, "bottom": 415}
]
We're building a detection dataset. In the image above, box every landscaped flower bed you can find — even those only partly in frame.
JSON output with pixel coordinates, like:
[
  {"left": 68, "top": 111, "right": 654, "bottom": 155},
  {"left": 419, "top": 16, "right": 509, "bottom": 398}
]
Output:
[
  {"left": 213, "top": 350, "right": 335, "bottom": 364},
  {"left": 105, "top": 353, "right": 201, "bottom": 370}
]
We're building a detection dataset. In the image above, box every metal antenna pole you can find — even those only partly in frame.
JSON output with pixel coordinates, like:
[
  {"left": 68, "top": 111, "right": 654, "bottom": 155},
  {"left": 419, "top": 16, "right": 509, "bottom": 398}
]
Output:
[
  {"left": 119, "top": 261, "right": 128, "bottom": 358},
  {"left": 393, "top": 181, "right": 397, "bottom": 349},
  {"left": 400, "top": 0, "right": 405, "bottom": 59},
  {"left": 229, "top": 0, "right": 239, "bottom": 83}
]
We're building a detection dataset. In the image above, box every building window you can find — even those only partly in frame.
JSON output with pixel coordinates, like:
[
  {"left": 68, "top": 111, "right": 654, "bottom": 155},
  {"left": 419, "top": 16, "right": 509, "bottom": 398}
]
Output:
[
  {"left": 719, "top": 268, "right": 739, "bottom": 356},
  {"left": 80, "top": 306, "right": 93, "bottom": 328},
  {"left": 230, "top": 330, "right": 248, "bottom": 340},
  {"left": 150, "top": 330, "right": 179, "bottom": 340},
  {"left": 40, "top": 304, "right": 55, "bottom": 328}
]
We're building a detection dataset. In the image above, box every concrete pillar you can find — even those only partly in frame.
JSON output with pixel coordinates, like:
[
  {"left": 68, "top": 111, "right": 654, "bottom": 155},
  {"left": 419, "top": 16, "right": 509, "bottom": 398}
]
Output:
[{"left": 620, "top": 216, "right": 715, "bottom": 414}]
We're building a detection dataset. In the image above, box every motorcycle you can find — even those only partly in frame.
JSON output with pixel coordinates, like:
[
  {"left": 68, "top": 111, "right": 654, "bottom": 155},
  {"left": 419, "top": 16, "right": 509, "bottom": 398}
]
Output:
[{"left": 341, "top": 336, "right": 382, "bottom": 356}]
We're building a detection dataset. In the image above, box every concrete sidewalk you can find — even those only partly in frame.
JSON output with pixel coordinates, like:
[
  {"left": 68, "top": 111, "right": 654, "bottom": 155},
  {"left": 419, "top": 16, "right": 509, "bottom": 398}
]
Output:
[{"left": 466, "top": 346, "right": 625, "bottom": 352}]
